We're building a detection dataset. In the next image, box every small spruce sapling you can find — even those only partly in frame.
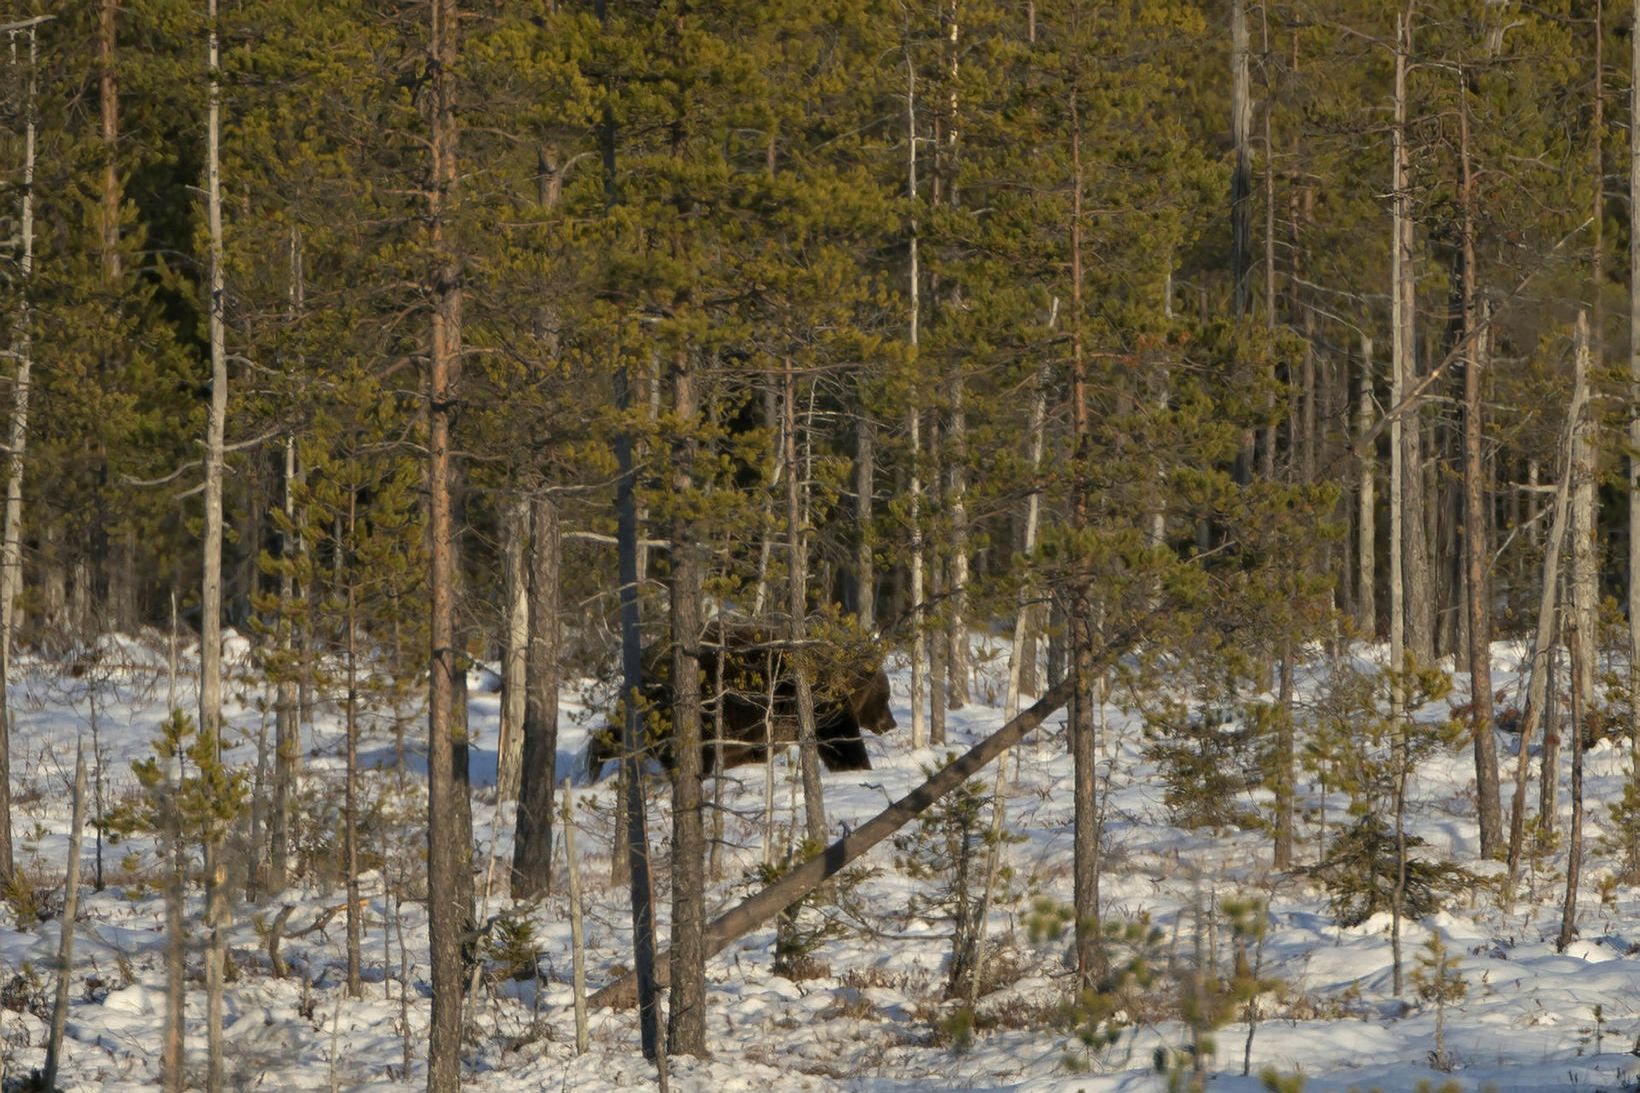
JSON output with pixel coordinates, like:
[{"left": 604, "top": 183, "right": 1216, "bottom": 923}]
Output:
[{"left": 1410, "top": 931, "right": 1467, "bottom": 1071}]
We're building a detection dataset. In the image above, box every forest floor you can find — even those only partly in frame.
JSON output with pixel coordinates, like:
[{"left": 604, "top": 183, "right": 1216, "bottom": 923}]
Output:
[{"left": 2, "top": 631, "right": 1638, "bottom": 1091}]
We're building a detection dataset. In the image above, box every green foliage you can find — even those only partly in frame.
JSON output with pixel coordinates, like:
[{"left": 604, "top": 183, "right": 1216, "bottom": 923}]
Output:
[
  {"left": 1599, "top": 780, "right": 1640, "bottom": 885},
  {"left": 105, "top": 709, "right": 249, "bottom": 854},
  {"left": 1412, "top": 931, "right": 1467, "bottom": 1072},
  {"left": 1144, "top": 701, "right": 1262, "bottom": 831},
  {"left": 485, "top": 914, "right": 541, "bottom": 982},
  {"left": 1314, "top": 816, "right": 1470, "bottom": 928}
]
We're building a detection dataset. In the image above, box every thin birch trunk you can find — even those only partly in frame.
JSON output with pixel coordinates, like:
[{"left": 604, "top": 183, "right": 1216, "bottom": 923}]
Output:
[
  {"left": 855, "top": 413, "right": 875, "bottom": 630},
  {"left": 271, "top": 429, "right": 298, "bottom": 894},
  {"left": 498, "top": 497, "right": 530, "bottom": 803},
  {"left": 1005, "top": 337, "right": 1051, "bottom": 721}
]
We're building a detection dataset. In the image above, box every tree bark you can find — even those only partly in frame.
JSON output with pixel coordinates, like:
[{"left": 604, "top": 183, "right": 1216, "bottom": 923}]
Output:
[
  {"left": 1558, "top": 624, "right": 1587, "bottom": 951},
  {"left": 784, "top": 362, "right": 827, "bottom": 843},
  {"left": 497, "top": 497, "right": 530, "bottom": 803},
  {"left": 1630, "top": 0, "right": 1640, "bottom": 770},
  {"left": 425, "top": 0, "right": 467, "bottom": 1086},
  {"left": 1565, "top": 312, "right": 1599, "bottom": 835},
  {"left": 668, "top": 352, "right": 708, "bottom": 1057},
  {"left": 201, "top": 5, "right": 229, "bottom": 1087},
  {"left": 1394, "top": 11, "right": 1433, "bottom": 663},
  {"left": 1459, "top": 96, "right": 1501, "bottom": 857},
  {"left": 854, "top": 412, "right": 875, "bottom": 630},
  {"left": 1357, "top": 333, "right": 1376, "bottom": 638},
  {"left": 511, "top": 495, "right": 560, "bottom": 899},
  {"left": 905, "top": 42, "right": 928, "bottom": 751}
]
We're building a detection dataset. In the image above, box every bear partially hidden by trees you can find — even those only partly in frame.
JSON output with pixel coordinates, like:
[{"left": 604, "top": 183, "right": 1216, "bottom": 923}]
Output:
[{"left": 586, "top": 618, "right": 897, "bottom": 781}]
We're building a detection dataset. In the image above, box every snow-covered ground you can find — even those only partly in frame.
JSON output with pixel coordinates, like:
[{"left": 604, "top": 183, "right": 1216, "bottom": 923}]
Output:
[{"left": 5, "top": 630, "right": 1640, "bottom": 1091}]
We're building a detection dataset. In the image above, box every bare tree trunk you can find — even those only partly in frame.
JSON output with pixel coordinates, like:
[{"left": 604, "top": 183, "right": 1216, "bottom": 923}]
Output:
[
  {"left": 1068, "top": 97, "right": 1101, "bottom": 986},
  {"left": 1630, "top": 0, "right": 1640, "bottom": 769},
  {"left": 511, "top": 495, "right": 560, "bottom": 899},
  {"left": 854, "top": 413, "right": 875, "bottom": 630},
  {"left": 784, "top": 362, "right": 827, "bottom": 844},
  {"left": 344, "top": 492, "right": 362, "bottom": 998},
  {"left": 562, "top": 779, "right": 589, "bottom": 1054},
  {"left": 1231, "top": 0, "right": 1251, "bottom": 319},
  {"left": 1357, "top": 333, "right": 1377, "bottom": 637},
  {"left": 1273, "top": 644, "right": 1295, "bottom": 869},
  {"left": 1394, "top": 11, "right": 1432, "bottom": 663},
  {"left": 43, "top": 739, "right": 86, "bottom": 1092},
  {"left": 1559, "top": 624, "right": 1587, "bottom": 952},
  {"left": 425, "top": 0, "right": 467, "bottom": 1086},
  {"left": 928, "top": 418, "right": 947, "bottom": 748},
  {"left": 1459, "top": 96, "right": 1501, "bottom": 857},
  {"left": 0, "top": 17, "right": 43, "bottom": 887},
  {"left": 271, "top": 428, "right": 298, "bottom": 894},
  {"left": 1006, "top": 348, "right": 1050, "bottom": 721},
  {"left": 498, "top": 497, "right": 530, "bottom": 803},
  {"left": 201, "top": 5, "right": 229, "bottom": 1087},
  {"left": 1507, "top": 313, "right": 1587, "bottom": 876},
  {"left": 905, "top": 42, "right": 928, "bottom": 751},
  {"left": 1564, "top": 312, "right": 1599, "bottom": 836},
  {"left": 667, "top": 349, "right": 708, "bottom": 1057}
]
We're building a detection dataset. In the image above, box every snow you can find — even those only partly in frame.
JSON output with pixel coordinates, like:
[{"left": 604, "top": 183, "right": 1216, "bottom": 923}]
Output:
[{"left": 0, "top": 634, "right": 1638, "bottom": 1090}]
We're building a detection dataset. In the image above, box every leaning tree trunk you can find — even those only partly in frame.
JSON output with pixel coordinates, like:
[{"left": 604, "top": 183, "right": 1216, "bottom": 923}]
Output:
[{"left": 590, "top": 672, "right": 1093, "bottom": 1010}]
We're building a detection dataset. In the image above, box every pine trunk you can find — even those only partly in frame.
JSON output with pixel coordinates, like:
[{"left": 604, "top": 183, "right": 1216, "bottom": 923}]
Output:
[
  {"left": 511, "top": 495, "right": 560, "bottom": 899},
  {"left": 1459, "top": 99, "right": 1501, "bottom": 857},
  {"left": 785, "top": 361, "right": 827, "bottom": 844},
  {"left": 498, "top": 497, "right": 530, "bottom": 803},
  {"left": 668, "top": 354, "right": 708, "bottom": 1057},
  {"left": 425, "top": 0, "right": 467, "bottom": 1085}
]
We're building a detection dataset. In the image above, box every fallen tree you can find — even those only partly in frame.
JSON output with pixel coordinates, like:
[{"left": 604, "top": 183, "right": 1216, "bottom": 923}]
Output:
[{"left": 589, "top": 671, "right": 1080, "bottom": 1009}]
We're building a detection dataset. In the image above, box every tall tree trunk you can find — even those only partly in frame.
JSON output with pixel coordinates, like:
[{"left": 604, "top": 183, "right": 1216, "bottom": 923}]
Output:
[
  {"left": 784, "top": 362, "right": 827, "bottom": 843},
  {"left": 0, "top": 16, "right": 42, "bottom": 887},
  {"left": 511, "top": 494, "right": 560, "bottom": 899},
  {"left": 905, "top": 42, "right": 928, "bottom": 751},
  {"left": 1629, "top": 0, "right": 1640, "bottom": 771},
  {"left": 1006, "top": 349, "right": 1050, "bottom": 720},
  {"left": 344, "top": 491, "right": 362, "bottom": 997},
  {"left": 1231, "top": 0, "right": 1252, "bottom": 319},
  {"left": 425, "top": 0, "right": 468, "bottom": 1086},
  {"left": 1357, "top": 333, "right": 1377, "bottom": 637},
  {"left": 1069, "top": 95, "right": 1101, "bottom": 986},
  {"left": 1559, "top": 624, "right": 1588, "bottom": 951},
  {"left": 1394, "top": 11, "right": 1432, "bottom": 663},
  {"left": 1459, "top": 95, "right": 1501, "bottom": 857},
  {"left": 667, "top": 354, "right": 708, "bottom": 1057},
  {"left": 927, "top": 417, "right": 947, "bottom": 748},
  {"left": 201, "top": 4, "right": 229, "bottom": 1087},
  {"left": 1566, "top": 313, "right": 1599, "bottom": 834},
  {"left": 942, "top": 0, "right": 969, "bottom": 712},
  {"left": 854, "top": 412, "right": 875, "bottom": 630},
  {"left": 497, "top": 498, "right": 530, "bottom": 803},
  {"left": 270, "top": 429, "right": 298, "bottom": 894},
  {"left": 1506, "top": 318, "right": 1585, "bottom": 875},
  {"left": 42, "top": 739, "right": 85, "bottom": 1093}
]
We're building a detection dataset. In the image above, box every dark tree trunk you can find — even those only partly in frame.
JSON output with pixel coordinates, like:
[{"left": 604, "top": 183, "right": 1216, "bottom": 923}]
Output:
[{"left": 511, "top": 495, "right": 561, "bottom": 900}]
